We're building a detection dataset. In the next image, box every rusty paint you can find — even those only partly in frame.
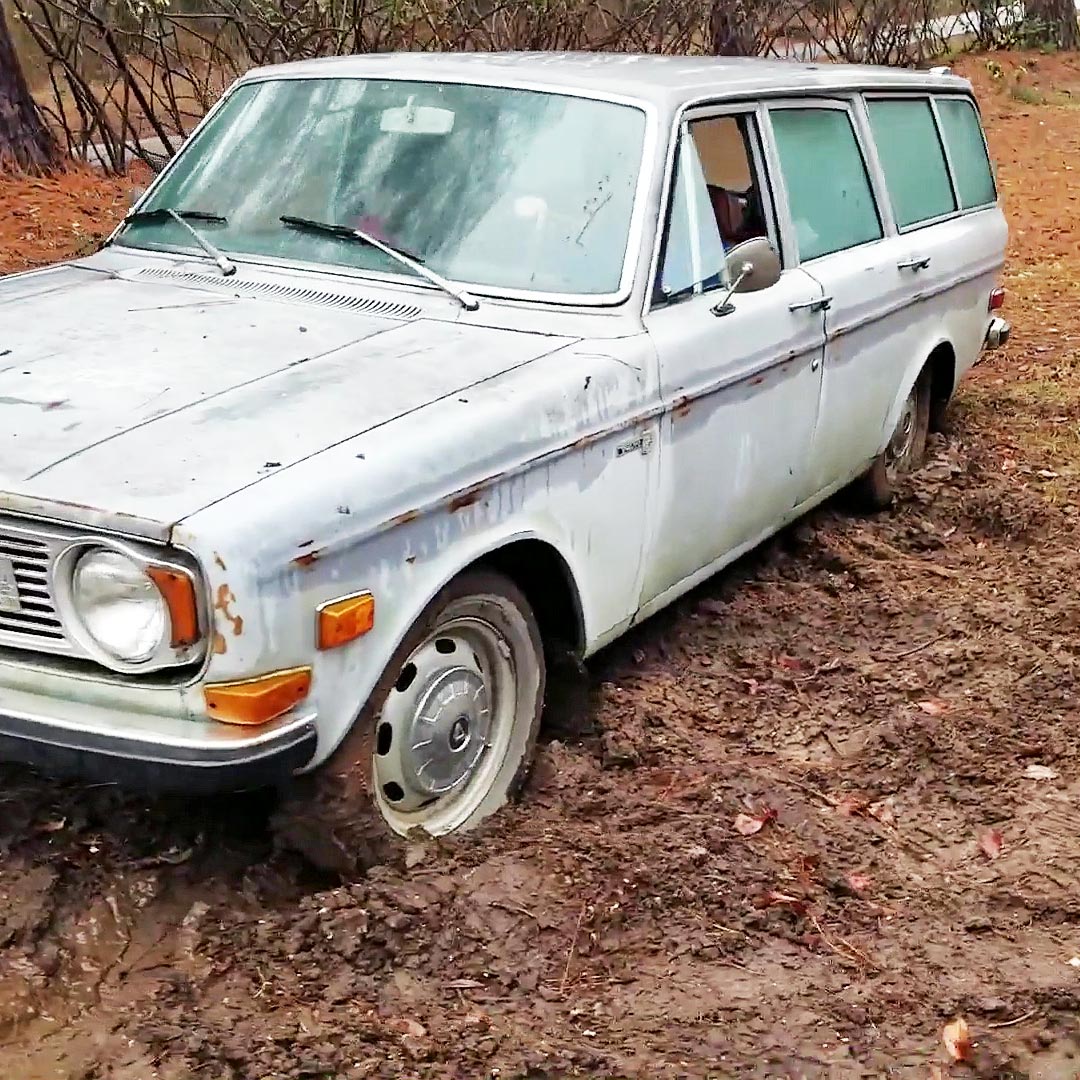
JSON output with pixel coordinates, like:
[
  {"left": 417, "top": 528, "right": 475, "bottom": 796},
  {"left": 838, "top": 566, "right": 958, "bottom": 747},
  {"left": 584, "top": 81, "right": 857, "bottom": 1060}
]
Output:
[
  {"left": 292, "top": 550, "right": 321, "bottom": 570},
  {"left": 749, "top": 374, "right": 765, "bottom": 386},
  {"left": 213, "top": 552, "right": 227, "bottom": 571},
  {"left": 212, "top": 631, "right": 227, "bottom": 655},
  {"left": 448, "top": 489, "right": 483, "bottom": 512},
  {"left": 213, "top": 583, "right": 244, "bottom": 637},
  {"left": 674, "top": 395, "right": 692, "bottom": 418},
  {"left": 390, "top": 509, "right": 420, "bottom": 527}
]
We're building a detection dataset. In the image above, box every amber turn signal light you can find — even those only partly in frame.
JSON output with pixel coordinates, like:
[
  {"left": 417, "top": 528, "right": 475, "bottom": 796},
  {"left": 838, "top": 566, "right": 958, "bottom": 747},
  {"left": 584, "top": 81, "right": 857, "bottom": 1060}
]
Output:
[
  {"left": 204, "top": 667, "right": 312, "bottom": 726},
  {"left": 317, "top": 592, "right": 375, "bottom": 650},
  {"left": 147, "top": 566, "right": 200, "bottom": 647}
]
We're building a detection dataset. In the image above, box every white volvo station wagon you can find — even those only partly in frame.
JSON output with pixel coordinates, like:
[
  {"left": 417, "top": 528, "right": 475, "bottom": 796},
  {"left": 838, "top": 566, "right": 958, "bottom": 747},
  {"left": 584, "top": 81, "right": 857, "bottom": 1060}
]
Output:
[{"left": 0, "top": 52, "right": 1009, "bottom": 866}]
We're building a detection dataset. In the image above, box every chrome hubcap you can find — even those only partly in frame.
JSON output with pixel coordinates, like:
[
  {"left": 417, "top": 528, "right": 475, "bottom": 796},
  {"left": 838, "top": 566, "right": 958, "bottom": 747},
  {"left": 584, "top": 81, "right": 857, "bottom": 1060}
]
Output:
[
  {"left": 373, "top": 614, "right": 516, "bottom": 827},
  {"left": 403, "top": 666, "right": 490, "bottom": 795},
  {"left": 885, "top": 388, "right": 918, "bottom": 480}
]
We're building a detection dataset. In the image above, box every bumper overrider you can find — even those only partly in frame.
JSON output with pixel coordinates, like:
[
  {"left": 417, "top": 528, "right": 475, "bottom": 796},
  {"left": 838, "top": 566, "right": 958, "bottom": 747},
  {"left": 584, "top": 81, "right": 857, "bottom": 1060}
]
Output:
[
  {"left": 0, "top": 684, "right": 317, "bottom": 794},
  {"left": 984, "top": 316, "right": 1011, "bottom": 351}
]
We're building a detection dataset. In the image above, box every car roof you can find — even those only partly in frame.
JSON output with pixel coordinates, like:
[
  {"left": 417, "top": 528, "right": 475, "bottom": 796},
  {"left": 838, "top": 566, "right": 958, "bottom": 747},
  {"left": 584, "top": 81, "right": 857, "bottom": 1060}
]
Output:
[{"left": 242, "top": 51, "right": 974, "bottom": 110}]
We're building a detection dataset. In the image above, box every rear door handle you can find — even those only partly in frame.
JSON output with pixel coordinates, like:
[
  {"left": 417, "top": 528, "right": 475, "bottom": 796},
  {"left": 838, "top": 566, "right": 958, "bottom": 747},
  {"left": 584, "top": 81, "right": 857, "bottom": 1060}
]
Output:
[
  {"left": 789, "top": 296, "right": 832, "bottom": 313},
  {"left": 898, "top": 256, "right": 931, "bottom": 271}
]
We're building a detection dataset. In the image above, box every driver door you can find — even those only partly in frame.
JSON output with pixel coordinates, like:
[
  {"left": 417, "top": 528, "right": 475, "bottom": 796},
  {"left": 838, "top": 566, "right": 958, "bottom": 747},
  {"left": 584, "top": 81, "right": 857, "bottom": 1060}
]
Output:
[{"left": 638, "top": 106, "right": 827, "bottom": 612}]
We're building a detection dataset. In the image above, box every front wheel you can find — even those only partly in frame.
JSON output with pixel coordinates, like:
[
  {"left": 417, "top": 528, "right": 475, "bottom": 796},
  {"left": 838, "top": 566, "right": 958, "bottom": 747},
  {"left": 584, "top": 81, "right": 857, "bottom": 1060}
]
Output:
[
  {"left": 272, "top": 570, "right": 545, "bottom": 874},
  {"left": 850, "top": 368, "right": 931, "bottom": 510}
]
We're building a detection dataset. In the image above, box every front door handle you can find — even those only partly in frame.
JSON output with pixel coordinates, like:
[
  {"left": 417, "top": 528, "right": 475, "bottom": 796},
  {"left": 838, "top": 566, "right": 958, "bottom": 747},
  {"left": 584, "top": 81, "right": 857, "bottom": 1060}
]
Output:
[
  {"left": 898, "top": 256, "right": 931, "bottom": 271},
  {"left": 789, "top": 296, "right": 832, "bottom": 313}
]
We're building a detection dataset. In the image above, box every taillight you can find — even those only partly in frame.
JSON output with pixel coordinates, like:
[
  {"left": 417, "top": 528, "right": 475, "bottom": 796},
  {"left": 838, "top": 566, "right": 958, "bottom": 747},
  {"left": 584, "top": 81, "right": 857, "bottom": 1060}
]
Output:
[{"left": 989, "top": 287, "right": 1006, "bottom": 311}]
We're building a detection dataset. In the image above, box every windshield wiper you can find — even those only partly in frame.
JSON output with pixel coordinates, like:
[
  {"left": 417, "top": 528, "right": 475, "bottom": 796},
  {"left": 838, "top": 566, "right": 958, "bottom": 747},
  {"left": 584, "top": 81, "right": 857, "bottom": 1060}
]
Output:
[
  {"left": 280, "top": 215, "right": 479, "bottom": 312},
  {"left": 125, "top": 208, "right": 236, "bottom": 277}
]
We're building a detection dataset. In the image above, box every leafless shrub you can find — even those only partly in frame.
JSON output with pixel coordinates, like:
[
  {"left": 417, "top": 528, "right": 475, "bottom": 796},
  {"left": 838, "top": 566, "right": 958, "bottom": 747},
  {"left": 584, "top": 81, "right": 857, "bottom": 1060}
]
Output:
[{"left": 12, "top": 0, "right": 1021, "bottom": 173}]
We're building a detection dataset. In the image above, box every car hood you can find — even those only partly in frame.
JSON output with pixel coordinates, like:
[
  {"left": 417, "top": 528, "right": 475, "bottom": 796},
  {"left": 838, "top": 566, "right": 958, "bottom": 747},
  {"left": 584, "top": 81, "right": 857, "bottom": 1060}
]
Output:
[{"left": 0, "top": 265, "right": 574, "bottom": 539}]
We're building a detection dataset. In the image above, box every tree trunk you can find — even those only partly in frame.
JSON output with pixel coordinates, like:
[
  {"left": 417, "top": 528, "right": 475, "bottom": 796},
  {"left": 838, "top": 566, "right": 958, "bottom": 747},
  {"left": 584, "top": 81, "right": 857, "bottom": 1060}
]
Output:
[
  {"left": 1027, "top": 0, "right": 1080, "bottom": 48},
  {"left": 0, "top": 4, "right": 59, "bottom": 172},
  {"left": 710, "top": 3, "right": 752, "bottom": 55}
]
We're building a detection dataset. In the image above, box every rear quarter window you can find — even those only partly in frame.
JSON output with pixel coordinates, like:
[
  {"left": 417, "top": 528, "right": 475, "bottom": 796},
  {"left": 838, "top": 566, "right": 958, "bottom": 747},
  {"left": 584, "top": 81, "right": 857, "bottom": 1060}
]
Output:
[
  {"left": 935, "top": 96, "right": 997, "bottom": 209},
  {"left": 867, "top": 97, "right": 956, "bottom": 228}
]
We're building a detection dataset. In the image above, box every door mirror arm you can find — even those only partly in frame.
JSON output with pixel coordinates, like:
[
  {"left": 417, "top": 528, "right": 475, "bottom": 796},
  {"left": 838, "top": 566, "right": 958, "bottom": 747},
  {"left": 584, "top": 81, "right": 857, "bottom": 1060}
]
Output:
[{"left": 710, "top": 262, "right": 752, "bottom": 317}]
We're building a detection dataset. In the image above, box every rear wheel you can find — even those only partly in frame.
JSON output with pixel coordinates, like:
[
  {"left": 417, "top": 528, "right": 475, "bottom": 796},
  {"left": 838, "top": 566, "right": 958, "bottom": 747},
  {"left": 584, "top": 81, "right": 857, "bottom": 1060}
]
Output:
[
  {"left": 272, "top": 570, "right": 545, "bottom": 874},
  {"left": 851, "top": 368, "right": 931, "bottom": 510}
]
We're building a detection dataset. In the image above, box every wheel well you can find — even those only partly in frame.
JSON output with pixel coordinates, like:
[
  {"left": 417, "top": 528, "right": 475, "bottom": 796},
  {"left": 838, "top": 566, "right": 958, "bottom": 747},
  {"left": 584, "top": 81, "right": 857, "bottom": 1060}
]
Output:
[
  {"left": 926, "top": 342, "right": 956, "bottom": 433},
  {"left": 475, "top": 540, "right": 585, "bottom": 658}
]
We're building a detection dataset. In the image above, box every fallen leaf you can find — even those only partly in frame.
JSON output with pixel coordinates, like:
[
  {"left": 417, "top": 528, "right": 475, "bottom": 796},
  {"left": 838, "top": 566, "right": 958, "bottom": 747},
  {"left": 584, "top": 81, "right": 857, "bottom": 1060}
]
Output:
[
  {"left": 445, "top": 978, "right": 484, "bottom": 990},
  {"left": 1023, "top": 764, "right": 1059, "bottom": 781},
  {"left": 928, "top": 1066, "right": 948, "bottom": 1080},
  {"left": 979, "top": 829, "right": 1004, "bottom": 861},
  {"left": 868, "top": 798, "right": 896, "bottom": 827},
  {"left": 754, "top": 890, "right": 810, "bottom": 915},
  {"left": 385, "top": 1017, "right": 427, "bottom": 1039},
  {"left": 741, "top": 678, "right": 760, "bottom": 695},
  {"left": 37, "top": 818, "right": 66, "bottom": 833},
  {"left": 917, "top": 699, "right": 949, "bottom": 716},
  {"left": 777, "top": 655, "right": 805, "bottom": 671},
  {"left": 943, "top": 1017, "right": 973, "bottom": 1062},
  {"left": 837, "top": 793, "right": 870, "bottom": 816},
  {"left": 846, "top": 871, "right": 872, "bottom": 893},
  {"left": 734, "top": 806, "right": 778, "bottom": 836},
  {"left": 1067, "top": 956, "right": 1080, "bottom": 968}
]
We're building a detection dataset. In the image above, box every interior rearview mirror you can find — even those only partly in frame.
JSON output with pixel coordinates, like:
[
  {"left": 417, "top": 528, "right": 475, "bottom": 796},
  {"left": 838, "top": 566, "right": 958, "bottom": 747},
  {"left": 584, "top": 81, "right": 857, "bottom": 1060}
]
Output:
[{"left": 380, "top": 101, "right": 455, "bottom": 136}]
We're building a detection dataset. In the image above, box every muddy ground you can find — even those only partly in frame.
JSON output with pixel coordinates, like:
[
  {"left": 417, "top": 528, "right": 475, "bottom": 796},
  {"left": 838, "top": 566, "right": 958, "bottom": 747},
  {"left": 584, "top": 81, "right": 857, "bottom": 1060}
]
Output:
[{"left": 2, "top": 51, "right": 1080, "bottom": 1080}]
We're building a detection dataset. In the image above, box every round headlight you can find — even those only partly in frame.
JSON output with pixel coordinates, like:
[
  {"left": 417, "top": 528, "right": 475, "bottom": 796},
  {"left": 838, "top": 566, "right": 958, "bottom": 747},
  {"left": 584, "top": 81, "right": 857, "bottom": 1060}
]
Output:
[{"left": 70, "top": 549, "right": 168, "bottom": 662}]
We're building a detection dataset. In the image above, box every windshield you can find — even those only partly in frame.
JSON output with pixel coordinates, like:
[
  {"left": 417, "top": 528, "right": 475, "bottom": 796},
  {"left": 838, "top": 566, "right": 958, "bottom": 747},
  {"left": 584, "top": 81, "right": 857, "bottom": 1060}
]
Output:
[{"left": 119, "top": 77, "right": 648, "bottom": 298}]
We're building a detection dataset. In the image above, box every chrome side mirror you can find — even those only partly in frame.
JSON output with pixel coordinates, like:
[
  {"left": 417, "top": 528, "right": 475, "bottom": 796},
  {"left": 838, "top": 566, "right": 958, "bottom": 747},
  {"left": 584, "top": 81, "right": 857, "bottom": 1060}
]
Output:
[{"left": 711, "top": 237, "right": 782, "bottom": 317}]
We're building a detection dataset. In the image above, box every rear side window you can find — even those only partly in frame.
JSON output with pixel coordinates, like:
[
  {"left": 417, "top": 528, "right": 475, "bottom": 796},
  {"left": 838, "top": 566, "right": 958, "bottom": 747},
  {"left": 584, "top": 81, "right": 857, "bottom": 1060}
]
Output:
[
  {"left": 935, "top": 97, "right": 997, "bottom": 209},
  {"left": 770, "top": 107, "right": 882, "bottom": 261},
  {"left": 867, "top": 98, "right": 956, "bottom": 228}
]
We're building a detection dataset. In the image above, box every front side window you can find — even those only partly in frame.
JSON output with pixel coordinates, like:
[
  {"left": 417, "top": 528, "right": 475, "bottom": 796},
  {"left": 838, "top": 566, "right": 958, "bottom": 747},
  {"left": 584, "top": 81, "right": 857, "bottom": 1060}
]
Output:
[
  {"left": 656, "top": 113, "right": 771, "bottom": 305},
  {"left": 867, "top": 97, "right": 956, "bottom": 228},
  {"left": 770, "top": 106, "right": 883, "bottom": 262},
  {"left": 118, "top": 78, "right": 648, "bottom": 297},
  {"left": 935, "top": 96, "right": 997, "bottom": 209}
]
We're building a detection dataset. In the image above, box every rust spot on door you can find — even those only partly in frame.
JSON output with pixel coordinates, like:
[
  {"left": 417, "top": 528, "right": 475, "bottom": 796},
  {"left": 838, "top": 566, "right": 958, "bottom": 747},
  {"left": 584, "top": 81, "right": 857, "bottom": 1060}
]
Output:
[
  {"left": 213, "top": 553, "right": 227, "bottom": 571},
  {"left": 390, "top": 509, "right": 419, "bottom": 528},
  {"left": 212, "top": 632, "right": 227, "bottom": 655}
]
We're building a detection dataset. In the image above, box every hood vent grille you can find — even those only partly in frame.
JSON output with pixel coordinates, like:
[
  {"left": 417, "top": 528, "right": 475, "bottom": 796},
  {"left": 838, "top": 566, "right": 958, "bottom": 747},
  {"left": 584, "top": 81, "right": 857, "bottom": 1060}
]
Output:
[{"left": 132, "top": 266, "right": 422, "bottom": 320}]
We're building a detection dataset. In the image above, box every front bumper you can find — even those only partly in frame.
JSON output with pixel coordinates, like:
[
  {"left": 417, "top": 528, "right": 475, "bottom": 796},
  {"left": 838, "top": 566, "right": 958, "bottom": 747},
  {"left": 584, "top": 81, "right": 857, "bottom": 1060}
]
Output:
[
  {"left": 0, "top": 685, "right": 317, "bottom": 793},
  {"left": 983, "top": 316, "right": 1011, "bottom": 351}
]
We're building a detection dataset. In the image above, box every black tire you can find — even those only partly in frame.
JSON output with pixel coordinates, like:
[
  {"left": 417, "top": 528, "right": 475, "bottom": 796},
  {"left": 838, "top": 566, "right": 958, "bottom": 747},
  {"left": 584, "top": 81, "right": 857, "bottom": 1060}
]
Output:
[
  {"left": 271, "top": 570, "right": 545, "bottom": 875},
  {"left": 849, "top": 367, "right": 932, "bottom": 511}
]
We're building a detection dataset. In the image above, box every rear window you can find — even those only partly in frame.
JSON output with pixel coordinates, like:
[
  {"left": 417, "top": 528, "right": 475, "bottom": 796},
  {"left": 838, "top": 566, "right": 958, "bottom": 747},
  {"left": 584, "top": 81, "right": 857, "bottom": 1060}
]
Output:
[
  {"left": 867, "top": 98, "right": 956, "bottom": 228},
  {"left": 935, "top": 97, "right": 997, "bottom": 209}
]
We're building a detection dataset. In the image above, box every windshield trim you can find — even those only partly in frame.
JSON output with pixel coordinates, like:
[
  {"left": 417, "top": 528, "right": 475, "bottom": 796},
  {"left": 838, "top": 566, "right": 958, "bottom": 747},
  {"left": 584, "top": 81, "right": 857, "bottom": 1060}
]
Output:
[{"left": 112, "top": 74, "right": 659, "bottom": 308}]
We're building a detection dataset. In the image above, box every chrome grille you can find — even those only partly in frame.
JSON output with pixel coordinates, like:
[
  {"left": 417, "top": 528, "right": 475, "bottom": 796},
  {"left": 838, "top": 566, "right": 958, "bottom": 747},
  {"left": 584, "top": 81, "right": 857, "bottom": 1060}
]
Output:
[{"left": 0, "top": 526, "right": 73, "bottom": 655}]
